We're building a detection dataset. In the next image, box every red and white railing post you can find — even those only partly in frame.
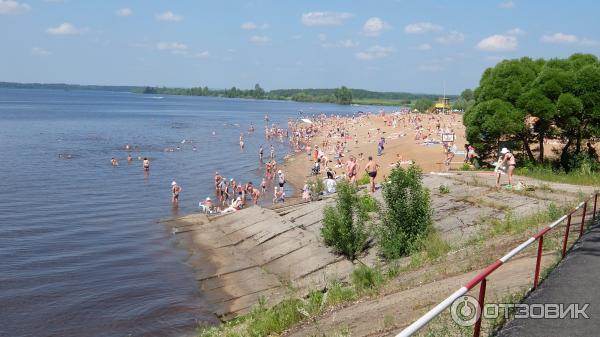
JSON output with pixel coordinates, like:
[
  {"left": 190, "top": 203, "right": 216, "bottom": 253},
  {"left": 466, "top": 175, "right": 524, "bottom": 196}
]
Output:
[
  {"left": 533, "top": 235, "right": 544, "bottom": 289},
  {"left": 593, "top": 194, "right": 598, "bottom": 224},
  {"left": 579, "top": 202, "right": 588, "bottom": 238},
  {"left": 472, "top": 278, "right": 487, "bottom": 337},
  {"left": 562, "top": 213, "right": 572, "bottom": 258},
  {"left": 395, "top": 193, "right": 597, "bottom": 337}
]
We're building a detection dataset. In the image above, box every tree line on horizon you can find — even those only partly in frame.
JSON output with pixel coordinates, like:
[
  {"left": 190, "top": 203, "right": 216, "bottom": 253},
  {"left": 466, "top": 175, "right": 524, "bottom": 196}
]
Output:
[
  {"left": 464, "top": 53, "right": 600, "bottom": 172},
  {"left": 140, "top": 84, "right": 450, "bottom": 106}
]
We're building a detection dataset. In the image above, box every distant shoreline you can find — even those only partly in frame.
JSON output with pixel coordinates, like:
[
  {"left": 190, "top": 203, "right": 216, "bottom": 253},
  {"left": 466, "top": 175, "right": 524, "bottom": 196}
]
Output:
[{"left": 0, "top": 81, "right": 456, "bottom": 107}]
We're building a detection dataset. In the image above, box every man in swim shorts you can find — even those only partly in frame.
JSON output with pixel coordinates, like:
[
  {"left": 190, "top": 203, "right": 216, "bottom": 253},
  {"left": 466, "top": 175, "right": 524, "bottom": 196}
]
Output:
[{"left": 365, "top": 156, "right": 379, "bottom": 193}]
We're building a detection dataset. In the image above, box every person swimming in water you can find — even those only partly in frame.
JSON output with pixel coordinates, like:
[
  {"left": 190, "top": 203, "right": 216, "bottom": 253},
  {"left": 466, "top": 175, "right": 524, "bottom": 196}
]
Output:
[
  {"left": 239, "top": 134, "right": 245, "bottom": 150},
  {"left": 111, "top": 157, "right": 119, "bottom": 166},
  {"left": 143, "top": 157, "right": 150, "bottom": 171},
  {"left": 127, "top": 154, "right": 132, "bottom": 162}
]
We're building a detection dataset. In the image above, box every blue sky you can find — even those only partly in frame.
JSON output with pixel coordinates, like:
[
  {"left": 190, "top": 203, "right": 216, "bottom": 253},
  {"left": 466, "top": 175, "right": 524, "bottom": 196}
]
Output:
[{"left": 1, "top": 0, "right": 599, "bottom": 94}]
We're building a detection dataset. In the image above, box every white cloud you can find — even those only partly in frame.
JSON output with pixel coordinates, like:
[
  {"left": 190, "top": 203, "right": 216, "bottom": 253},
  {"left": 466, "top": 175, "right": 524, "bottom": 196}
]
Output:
[
  {"left": 241, "top": 21, "right": 257, "bottom": 30},
  {"left": 46, "top": 22, "right": 86, "bottom": 35},
  {"left": 541, "top": 32, "right": 578, "bottom": 44},
  {"left": 31, "top": 47, "right": 51, "bottom": 56},
  {"left": 436, "top": 31, "right": 465, "bottom": 44},
  {"left": 194, "top": 51, "right": 210, "bottom": 58},
  {"left": 156, "top": 41, "right": 188, "bottom": 51},
  {"left": 362, "top": 17, "right": 391, "bottom": 36},
  {"left": 156, "top": 11, "right": 183, "bottom": 22},
  {"left": 477, "top": 34, "right": 518, "bottom": 51},
  {"left": 404, "top": 22, "right": 443, "bottom": 34},
  {"left": 250, "top": 35, "right": 271, "bottom": 44},
  {"left": 301, "top": 11, "right": 353, "bottom": 26},
  {"left": 413, "top": 43, "right": 432, "bottom": 50},
  {"left": 322, "top": 39, "right": 359, "bottom": 48},
  {"left": 507, "top": 28, "right": 524, "bottom": 36},
  {"left": 355, "top": 45, "right": 395, "bottom": 60},
  {"left": 418, "top": 64, "right": 443, "bottom": 72},
  {"left": 0, "top": 0, "right": 30, "bottom": 14},
  {"left": 241, "top": 22, "right": 270, "bottom": 30},
  {"left": 581, "top": 38, "right": 599, "bottom": 46},
  {"left": 115, "top": 8, "right": 132, "bottom": 17},
  {"left": 499, "top": 1, "right": 515, "bottom": 9}
]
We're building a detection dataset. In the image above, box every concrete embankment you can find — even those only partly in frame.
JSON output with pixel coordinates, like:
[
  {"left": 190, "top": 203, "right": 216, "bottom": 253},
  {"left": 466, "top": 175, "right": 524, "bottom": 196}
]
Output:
[{"left": 167, "top": 172, "right": 593, "bottom": 326}]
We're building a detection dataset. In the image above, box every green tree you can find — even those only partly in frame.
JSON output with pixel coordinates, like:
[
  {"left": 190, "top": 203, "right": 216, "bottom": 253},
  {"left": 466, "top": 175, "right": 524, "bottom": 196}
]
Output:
[
  {"left": 378, "top": 165, "right": 432, "bottom": 259},
  {"left": 253, "top": 83, "right": 266, "bottom": 99},
  {"left": 460, "top": 88, "right": 474, "bottom": 101},
  {"left": 321, "top": 181, "right": 370, "bottom": 260},
  {"left": 413, "top": 98, "right": 434, "bottom": 112},
  {"left": 517, "top": 89, "right": 556, "bottom": 161},
  {"left": 334, "top": 86, "right": 353, "bottom": 105}
]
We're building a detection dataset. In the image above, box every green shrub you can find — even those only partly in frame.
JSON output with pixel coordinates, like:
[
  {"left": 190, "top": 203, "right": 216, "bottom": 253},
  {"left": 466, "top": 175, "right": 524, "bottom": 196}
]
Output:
[
  {"left": 308, "top": 177, "right": 325, "bottom": 196},
  {"left": 359, "top": 193, "right": 379, "bottom": 212},
  {"left": 321, "top": 181, "right": 370, "bottom": 259},
  {"left": 357, "top": 173, "right": 370, "bottom": 185},
  {"left": 378, "top": 165, "right": 433, "bottom": 259},
  {"left": 438, "top": 184, "right": 450, "bottom": 194},
  {"left": 351, "top": 264, "right": 385, "bottom": 293},
  {"left": 460, "top": 163, "right": 471, "bottom": 171}
]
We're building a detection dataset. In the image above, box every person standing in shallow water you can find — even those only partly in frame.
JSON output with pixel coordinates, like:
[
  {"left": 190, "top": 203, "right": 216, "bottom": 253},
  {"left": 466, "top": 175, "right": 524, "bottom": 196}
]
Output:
[
  {"left": 259, "top": 145, "right": 264, "bottom": 161},
  {"left": 143, "top": 157, "right": 150, "bottom": 171},
  {"left": 171, "top": 181, "right": 182, "bottom": 203},
  {"left": 365, "top": 156, "right": 379, "bottom": 193}
]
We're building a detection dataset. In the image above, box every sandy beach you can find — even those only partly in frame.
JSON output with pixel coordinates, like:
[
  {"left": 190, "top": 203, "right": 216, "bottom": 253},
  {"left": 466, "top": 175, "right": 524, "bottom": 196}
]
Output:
[{"left": 281, "top": 112, "right": 467, "bottom": 194}]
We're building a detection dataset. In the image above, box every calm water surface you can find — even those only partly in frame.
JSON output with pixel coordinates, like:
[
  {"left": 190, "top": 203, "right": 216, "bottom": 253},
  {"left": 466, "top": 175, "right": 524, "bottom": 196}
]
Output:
[{"left": 0, "top": 89, "right": 367, "bottom": 337}]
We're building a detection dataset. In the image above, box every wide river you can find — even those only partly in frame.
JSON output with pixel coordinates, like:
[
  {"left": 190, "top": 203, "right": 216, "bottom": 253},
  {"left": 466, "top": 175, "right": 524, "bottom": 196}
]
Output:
[{"left": 0, "top": 89, "right": 371, "bottom": 337}]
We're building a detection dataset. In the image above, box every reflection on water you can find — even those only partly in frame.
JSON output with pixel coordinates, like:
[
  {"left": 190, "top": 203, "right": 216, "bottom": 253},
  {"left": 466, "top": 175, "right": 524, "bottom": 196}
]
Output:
[{"left": 0, "top": 89, "right": 366, "bottom": 337}]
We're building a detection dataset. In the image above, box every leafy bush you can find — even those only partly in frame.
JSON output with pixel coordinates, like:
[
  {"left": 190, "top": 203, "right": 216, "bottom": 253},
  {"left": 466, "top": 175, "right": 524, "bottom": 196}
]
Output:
[
  {"left": 321, "top": 181, "right": 371, "bottom": 259},
  {"left": 460, "top": 163, "right": 471, "bottom": 171},
  {"left": 378, "top": 165, "right": 433, "bottom": 259},
  {"left": 438, "top": 184, "right": 450, "bottom": 194}
]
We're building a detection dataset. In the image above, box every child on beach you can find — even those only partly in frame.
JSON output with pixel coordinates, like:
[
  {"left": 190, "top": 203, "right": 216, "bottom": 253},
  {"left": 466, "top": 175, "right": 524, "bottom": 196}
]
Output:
[{"left": 273, "top": 186, "right": 285, "bottom": 204}]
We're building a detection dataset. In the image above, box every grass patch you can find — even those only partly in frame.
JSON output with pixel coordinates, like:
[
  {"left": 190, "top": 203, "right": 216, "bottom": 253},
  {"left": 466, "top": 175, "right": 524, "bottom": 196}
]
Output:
[
  {"left": 351, "top": 264, "right": 386, "bottom": 294},
  {"left": 516, "top": 166, "right": 600, "bottom": 186},
  {"left": 490, "top": 203, "right": 567, "bottom": 236}
]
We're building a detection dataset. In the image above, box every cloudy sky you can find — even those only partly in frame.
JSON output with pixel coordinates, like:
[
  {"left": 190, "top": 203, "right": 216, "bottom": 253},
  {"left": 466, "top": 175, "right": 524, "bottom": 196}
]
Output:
[{"left": 1, "top": 0, "right": 599, "bottom": 94}]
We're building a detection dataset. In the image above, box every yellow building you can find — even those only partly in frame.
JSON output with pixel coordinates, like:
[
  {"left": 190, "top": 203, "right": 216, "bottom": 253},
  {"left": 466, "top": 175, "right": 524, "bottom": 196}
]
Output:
[{"left": 434, "top": 97, "right": 451, "bottom": 113}]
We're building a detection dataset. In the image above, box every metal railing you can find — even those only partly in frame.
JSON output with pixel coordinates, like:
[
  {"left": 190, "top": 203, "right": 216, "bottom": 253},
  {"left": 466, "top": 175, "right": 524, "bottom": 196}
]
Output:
[{"left": 396, "top": 191, "right": 599, "bottom": 337}]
